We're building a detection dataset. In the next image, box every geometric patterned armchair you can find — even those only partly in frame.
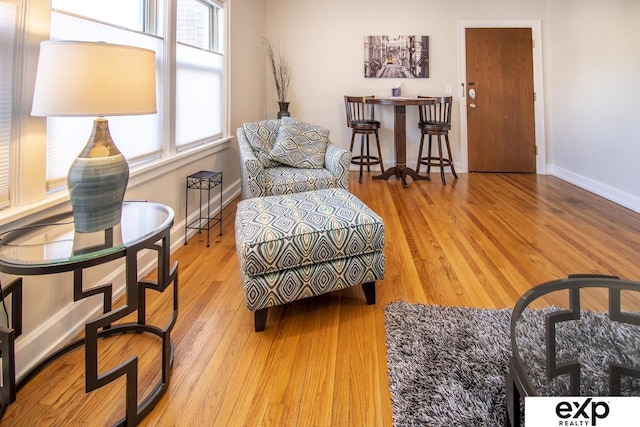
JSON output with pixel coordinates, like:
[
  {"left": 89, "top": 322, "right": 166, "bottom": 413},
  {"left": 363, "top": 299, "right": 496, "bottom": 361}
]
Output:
[{"left": 237, "top": 117, "right": 351, "bottom": 199}]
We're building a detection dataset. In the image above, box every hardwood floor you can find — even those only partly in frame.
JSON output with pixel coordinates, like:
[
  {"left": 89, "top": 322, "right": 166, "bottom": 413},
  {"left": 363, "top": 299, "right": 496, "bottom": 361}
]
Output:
[{"left": 3, "top": 172, "right": 640, "bottom": 426}]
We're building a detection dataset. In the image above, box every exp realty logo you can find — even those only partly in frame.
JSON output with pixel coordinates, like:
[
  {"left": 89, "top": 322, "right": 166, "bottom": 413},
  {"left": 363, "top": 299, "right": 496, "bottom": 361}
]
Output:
[
  {"left": 525, "top": 396, "right": 640, "bottom": 426},
  {"left": 555, "top": 398, "right": 609, "bottom": 426}
]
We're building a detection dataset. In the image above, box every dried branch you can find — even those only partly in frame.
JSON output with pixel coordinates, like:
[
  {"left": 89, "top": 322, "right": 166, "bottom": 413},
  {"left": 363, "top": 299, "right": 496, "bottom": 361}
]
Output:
[{"left": 263, "top": 38, "right": 290, "bottom": 103}]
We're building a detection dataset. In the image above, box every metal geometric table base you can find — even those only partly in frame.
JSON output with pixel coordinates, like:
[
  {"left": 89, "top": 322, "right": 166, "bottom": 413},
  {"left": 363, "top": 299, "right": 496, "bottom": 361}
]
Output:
[
  {"left": 0, "top": 215, "right": 178, "bottom": 426},
  {"left": 0, "top": 277, "right": 22, "bottom": 417},
  {"left": 506, "top": 274, "right": 640, "bottom": 427}
]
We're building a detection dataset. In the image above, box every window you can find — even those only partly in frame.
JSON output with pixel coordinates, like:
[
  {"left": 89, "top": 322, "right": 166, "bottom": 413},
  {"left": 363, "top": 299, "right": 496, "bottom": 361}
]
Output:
[
  {"left": 42, "top": 0, "right": 225, "bottom": 190},
  {"left": 46, "top": 3, "right": 164, "bottom": 188},
  {"left": 0, "top": 0, "right": 17, "bottom": 207},
  {"left": 176, "top": 0, "right": 223, "bottom": 150},
  {"left": 0, "top": 1, "right": 226, "bottom": 212},
  {"left": 50, "top": 0, "right": 146, "bottom": 32},
  {"left": 177, "top": 0, "right": 213, "bottom": 51}
]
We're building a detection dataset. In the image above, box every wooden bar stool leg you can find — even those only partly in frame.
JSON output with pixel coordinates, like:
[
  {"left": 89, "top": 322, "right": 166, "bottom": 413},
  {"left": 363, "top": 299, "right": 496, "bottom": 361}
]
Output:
[
  {"left": 444, "top": 134, "right": 458, "bottom": 179},
  {"left": 437, "top": 135, "right": 446, "bottom": 185},
  {"left": 426, "top": 135, "right": 433, "bottom": 175},
  {"left": 416, "top": 134, "right": 425, "bottom": 173},
  {"left": 359, "top": 134, "right": 365, "bottom": 183},
  {"left": 375, "top": 131, "right": 384, "bottom": 173},
  {"left": 350, "top": 131, "right": 361, "bottom": 183},
  {"left": 366, "top": 134, "right": 371, "bottom": 172}
]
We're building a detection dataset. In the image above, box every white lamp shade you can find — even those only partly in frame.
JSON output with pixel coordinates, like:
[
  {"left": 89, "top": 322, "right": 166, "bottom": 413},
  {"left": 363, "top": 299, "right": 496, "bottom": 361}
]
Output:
[{"left": 31, "top": 41, "right": 157, "bottom": 117}]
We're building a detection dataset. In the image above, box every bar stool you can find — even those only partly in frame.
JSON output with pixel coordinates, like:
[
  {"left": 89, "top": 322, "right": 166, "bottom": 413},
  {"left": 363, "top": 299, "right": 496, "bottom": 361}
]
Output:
[
  {"left": 344, "top": 95, "right": 385, "bottom": 183},
  {"left": 416, "top": 96, "right": 457, "bottom": 185}
]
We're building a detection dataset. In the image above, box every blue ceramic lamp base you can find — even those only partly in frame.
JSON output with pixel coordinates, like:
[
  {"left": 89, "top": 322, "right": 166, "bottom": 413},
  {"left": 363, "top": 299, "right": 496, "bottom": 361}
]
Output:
[{"left": 68, "top": 118, "right": 129, "bottom": 233}]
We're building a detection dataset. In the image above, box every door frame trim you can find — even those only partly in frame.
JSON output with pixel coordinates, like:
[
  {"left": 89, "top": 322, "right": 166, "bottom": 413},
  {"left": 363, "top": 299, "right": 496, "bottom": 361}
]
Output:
[{"left": 457, "top": 20, "right": 546, "bottom": 174}]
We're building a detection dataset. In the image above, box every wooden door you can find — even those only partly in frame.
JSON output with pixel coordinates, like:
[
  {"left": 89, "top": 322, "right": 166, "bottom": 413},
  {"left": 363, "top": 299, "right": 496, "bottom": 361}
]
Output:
[{"left": 466, "top": 28, "right": 536, "bottom": 173}]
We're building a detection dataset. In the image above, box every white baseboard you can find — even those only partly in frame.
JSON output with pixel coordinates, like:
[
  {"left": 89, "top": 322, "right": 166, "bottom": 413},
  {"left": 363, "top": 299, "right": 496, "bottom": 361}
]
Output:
[
  {"left": 14, "top": 178, "right": 241, "bottom": 381},
  {"left": 549, "top": 165, "right": 640, "bottom": 214}
]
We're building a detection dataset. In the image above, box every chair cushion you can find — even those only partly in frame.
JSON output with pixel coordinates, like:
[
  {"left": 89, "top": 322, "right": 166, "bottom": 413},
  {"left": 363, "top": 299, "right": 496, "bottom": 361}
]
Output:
[
  {"left": 349, "top": 120, "right": 380, "bottom": 133},
  {"left": 269, "top": 117, "right": 329, "bottom": 169},
  {"left": 351, "top": 120, "right": 380, "bottom": 126},
  {"left": 419, "top": 121, "right": 451, "bottom": 133},
  {"left": 243, "top": 120, "right": 281, "bottom": 168},
  {"left": 264, "top": 166, "right": 336, "bottom": 195}
]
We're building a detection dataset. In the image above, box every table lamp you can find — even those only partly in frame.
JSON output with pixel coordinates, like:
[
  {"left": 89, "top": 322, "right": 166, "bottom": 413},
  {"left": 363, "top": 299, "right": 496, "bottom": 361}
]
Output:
[{"left": 31, "top": 41, "right": 156, "bottom": 233}]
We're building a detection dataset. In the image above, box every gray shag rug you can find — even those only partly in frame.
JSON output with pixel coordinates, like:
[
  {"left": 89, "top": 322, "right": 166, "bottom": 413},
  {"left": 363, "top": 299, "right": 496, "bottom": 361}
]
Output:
[{"left": 384, "top": 301, "right": 640, "bottom": 427}]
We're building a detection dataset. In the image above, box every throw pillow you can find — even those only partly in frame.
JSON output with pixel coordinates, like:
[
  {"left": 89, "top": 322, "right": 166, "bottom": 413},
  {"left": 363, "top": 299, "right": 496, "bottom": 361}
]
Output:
[
  {"left": 243, "top": 120, "right": 281, "bottom": 168},
  {"left": 269, "top": 117, "right": 329, "bottom": 169}
]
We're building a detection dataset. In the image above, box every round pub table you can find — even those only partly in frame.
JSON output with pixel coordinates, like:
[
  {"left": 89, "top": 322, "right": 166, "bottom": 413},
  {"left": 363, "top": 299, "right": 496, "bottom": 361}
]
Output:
[{"left": 366, "top": 97, "right": 436, "bottom": 188}]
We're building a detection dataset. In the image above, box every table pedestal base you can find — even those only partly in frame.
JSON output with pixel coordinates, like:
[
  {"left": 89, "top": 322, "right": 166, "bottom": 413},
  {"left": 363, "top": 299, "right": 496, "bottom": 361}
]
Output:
[
  {"left": 365, "top": 100, "right": 436, "bottom": 188},
  {"left": 373, "top": 165, "right": 429, "bottom": 188}
]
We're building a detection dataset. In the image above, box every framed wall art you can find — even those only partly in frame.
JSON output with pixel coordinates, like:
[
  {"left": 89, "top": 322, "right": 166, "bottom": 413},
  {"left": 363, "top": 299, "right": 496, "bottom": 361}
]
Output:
[{"left": 364, "top": 35, "right": 429, "bottom": 78}]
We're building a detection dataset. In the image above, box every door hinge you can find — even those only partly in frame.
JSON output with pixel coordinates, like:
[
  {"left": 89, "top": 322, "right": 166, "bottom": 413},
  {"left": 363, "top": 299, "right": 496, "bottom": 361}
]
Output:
[
  {"left": 535, "top": 145, "right": 538, "bottom": 155},
  {"left": 532, "top": 38, "right": 535, "bottom": 49},
  {"left": 534, "top": 92, "right": 537, "bottom": 102}
]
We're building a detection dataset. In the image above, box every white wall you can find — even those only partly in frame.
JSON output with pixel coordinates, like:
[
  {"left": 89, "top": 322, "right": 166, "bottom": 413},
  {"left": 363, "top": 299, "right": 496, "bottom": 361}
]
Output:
[
  {"left": 545, "top": 0, "right": 640, "bottom": 211},
  {"left": 264, "top": 0, "right": 547, "bottom": 175},
  {"left": 229, "top": 0, "right": 268, "bottom": 139}
]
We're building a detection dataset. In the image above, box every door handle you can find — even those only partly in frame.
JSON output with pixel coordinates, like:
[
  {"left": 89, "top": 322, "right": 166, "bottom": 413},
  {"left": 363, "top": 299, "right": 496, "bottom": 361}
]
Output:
[{"left": 469, "top": 103, "right": 477, "bottom": 109}]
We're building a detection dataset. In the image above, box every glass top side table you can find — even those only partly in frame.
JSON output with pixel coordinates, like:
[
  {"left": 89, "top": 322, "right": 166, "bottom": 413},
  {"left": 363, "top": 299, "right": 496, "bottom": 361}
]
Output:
[
  {"left": 0, "top": 201, "right": 178, "bottom": 425},
  {"left": 0, "top": 201, "right": 173, "bottom": 272},
  {"left": 506, "top": 275, "right": 640, "bottom": 427}
]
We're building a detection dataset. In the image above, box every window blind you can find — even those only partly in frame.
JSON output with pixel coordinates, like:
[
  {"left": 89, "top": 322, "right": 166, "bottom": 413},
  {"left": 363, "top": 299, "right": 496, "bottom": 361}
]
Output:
[
  {"left": 175, "top": 0, "right": 223, "bottom": 150},
  {"left": 51, "top": 0, "right": 145, "bottom": 32},
  {"left": 176, "top": 43, "right": 223, "bottom": 149},
  {"left": 0, "top": 1, "right": 16, "bottom": 206}
]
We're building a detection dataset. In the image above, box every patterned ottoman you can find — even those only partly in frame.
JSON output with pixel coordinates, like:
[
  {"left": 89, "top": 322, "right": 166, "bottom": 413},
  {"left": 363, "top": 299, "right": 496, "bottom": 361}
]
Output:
[{"left": 235, "top": 188, "right": 385, "bottom": 331}]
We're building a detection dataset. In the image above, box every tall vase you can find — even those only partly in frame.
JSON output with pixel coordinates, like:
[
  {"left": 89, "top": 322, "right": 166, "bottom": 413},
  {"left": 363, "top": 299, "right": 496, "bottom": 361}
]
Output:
[{"left": 277, "top": 102, "right": 290, "bottom": 119}]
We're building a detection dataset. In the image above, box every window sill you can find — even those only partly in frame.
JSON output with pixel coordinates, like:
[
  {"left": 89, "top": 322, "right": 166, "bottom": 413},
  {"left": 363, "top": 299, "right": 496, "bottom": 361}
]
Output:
[
  {"left": 128, "top": 136, "right": 231, "bottom": 190},
  {"left": 0, "top": 137, "right": 232, "bottom": 229}
]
